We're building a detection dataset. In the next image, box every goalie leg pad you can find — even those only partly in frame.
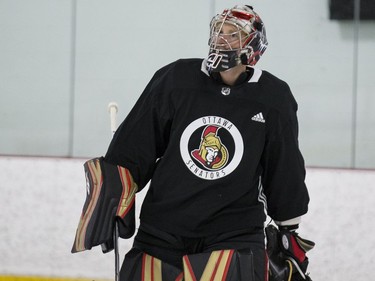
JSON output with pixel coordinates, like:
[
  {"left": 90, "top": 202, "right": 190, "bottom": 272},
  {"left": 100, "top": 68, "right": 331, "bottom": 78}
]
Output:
[
  {"left": 120, "top": 248, "right": 183, "bottom": 281},
  {"left": 121, "top": 248, "right": 257, "bottom": 281},
  {"left": 183, "top": 249, "right": 256, "bottom": 281}
]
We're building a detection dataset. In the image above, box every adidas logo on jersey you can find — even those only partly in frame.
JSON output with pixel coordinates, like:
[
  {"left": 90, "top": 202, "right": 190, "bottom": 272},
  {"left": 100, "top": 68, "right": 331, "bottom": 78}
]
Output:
[{"left": 251, "top": 112, "right": 265, "bottom": 123}]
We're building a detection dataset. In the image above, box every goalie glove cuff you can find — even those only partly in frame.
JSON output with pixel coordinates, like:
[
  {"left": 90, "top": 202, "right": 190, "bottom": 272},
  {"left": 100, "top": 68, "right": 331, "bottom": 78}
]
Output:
[{"left": 278, "top": 224, "right": 299, "bottom": 232}]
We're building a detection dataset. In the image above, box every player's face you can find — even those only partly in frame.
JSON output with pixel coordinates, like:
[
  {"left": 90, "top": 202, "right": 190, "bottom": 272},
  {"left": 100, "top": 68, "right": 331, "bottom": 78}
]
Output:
[
  {"left": 213, "top": 23, "right": 242, "bottom": 50},
  {"left": 206, "top": 147, "right": 219, "bottom": 162}
]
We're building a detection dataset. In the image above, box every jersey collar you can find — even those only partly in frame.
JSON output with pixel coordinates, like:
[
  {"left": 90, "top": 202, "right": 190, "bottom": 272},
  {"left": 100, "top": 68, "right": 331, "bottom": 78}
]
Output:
[{"left": 201, "top": 59, "right": 263, "bottom": 83}]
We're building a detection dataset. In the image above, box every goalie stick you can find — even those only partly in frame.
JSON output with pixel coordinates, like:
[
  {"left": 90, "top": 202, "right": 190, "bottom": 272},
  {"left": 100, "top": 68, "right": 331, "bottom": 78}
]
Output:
[{"left": 104, "top": 102, "right": 120, "bottom": 281}]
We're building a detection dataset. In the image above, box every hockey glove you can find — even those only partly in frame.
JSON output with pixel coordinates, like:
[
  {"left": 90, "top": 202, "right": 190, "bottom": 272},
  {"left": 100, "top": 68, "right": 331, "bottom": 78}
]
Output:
[
  {"left": 71, "top": 157, "right": 138, "bottom": 253},
  {"left": 266, "top": 224, "right": 315, "bottom": 281}
]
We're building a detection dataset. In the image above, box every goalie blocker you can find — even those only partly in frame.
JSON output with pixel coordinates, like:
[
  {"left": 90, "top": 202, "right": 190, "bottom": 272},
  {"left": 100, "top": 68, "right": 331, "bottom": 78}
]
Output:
[{"left": 71, "top": 157, "right": 138, "bottom": 253}]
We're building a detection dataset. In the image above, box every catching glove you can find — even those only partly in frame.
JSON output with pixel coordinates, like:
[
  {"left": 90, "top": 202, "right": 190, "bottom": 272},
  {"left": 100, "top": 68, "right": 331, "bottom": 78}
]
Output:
[{"left": 266, "top": 224, "right": 315, "bottom": 281}]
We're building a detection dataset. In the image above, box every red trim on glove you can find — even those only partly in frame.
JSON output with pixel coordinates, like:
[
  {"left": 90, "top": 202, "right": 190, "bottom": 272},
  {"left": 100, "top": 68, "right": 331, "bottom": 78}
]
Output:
[{"left": 290, "top": 235, "right": 306, "bottom": 263}]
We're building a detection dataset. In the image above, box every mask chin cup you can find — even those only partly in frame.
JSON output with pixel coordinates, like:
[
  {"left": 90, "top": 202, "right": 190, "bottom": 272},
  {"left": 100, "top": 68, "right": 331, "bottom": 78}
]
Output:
[{"left": 206, "top": 50, "right": 240, "bottom": 72}]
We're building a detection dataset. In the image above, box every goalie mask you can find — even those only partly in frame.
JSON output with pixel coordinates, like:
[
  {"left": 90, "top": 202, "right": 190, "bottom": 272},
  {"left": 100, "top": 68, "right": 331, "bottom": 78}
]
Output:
[{"left": 207, "top": 5, "right": 268, "bottom": 72}]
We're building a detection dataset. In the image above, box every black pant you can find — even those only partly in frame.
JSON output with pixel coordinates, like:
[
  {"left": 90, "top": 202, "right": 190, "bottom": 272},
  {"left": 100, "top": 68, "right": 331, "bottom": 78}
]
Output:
[{"left": 132, "top": 223, "right": 267, "bottom": 281}]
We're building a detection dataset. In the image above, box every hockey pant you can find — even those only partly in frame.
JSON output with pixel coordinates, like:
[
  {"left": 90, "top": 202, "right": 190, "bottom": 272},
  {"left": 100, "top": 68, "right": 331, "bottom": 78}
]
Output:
[
  {"left": 120, "top": 248, "right": 259, "bottom": 281},
  {"left": 71, "top": 157, "right": 138, "bottom": 253}
]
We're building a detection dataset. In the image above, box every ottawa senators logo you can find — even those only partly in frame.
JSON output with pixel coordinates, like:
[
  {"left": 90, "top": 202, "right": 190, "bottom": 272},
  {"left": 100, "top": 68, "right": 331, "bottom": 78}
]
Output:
[
  {"left": 180, "top": 116, "right": 243, "bottom": 180},
  {"left": 191, "top": 125, "right": 228, "bottom": 170}
]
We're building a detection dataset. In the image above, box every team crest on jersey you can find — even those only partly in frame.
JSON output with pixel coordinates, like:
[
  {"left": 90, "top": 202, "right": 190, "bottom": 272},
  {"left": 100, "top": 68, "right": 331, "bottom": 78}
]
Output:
[{"left": 180, "top": 116, "right": 243, "bottom": 180}]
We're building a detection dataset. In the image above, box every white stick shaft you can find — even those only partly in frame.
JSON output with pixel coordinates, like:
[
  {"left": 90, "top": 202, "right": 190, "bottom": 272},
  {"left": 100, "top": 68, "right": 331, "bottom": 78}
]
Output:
[
  {"left": 108, "top": 102, "right": 118, "bottom": 135},
  {"left": 107, "top": 101, "right": 120, "bottom": 281}
]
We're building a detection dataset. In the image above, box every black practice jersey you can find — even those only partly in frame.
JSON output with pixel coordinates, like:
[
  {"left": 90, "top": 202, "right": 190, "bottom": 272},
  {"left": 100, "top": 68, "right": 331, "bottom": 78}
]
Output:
[{"left": 105, "top": 58, "right": 309, "bottom": 237}]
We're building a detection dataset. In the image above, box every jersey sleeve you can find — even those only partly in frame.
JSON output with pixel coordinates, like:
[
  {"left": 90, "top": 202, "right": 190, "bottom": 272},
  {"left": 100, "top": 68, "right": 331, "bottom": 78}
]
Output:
[
  {"left": 261, "top": 83, "right": 309, "bottom": 222},
  {"left": 72, "top": 64, "right": 176, "bottom": 252},
  {"left": 105, "top": 65, "right": 174, "bottom": 190}
]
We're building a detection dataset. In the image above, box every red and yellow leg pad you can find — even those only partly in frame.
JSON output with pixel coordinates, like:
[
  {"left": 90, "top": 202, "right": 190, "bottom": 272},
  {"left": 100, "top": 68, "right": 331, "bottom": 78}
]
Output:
[
  {"left": 121, "top": 248, "right": 255, "bottom": 281},
  {"left": 120, "top": 248, "right": 183, "bottom": 281}
]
